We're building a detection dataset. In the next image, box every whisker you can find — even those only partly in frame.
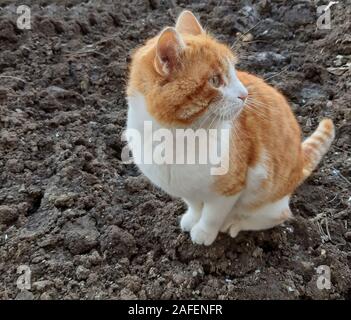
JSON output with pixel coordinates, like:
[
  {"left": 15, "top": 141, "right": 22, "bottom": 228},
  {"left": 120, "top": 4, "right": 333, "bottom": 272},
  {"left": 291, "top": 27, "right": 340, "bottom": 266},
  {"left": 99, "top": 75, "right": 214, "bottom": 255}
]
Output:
[
  {"left": 246, "top": 97, "right": 273, "bottom": 108},
  {"left": 196, "top": 107, "right": 216, "bottom": 129},
  {"left": 246, "top": 97, "right": 271, "bottom": 108},
  {"left": 245, "top": 104, "right": 271, "bottom": 122},
  {"left": 246, "top": 105, "right": 272, "bottom": 121},
  {"left": 246, "top": 98, "right": 279, "bottom": 113},
  {"left": 244, "top": 110, "right": 270, "bottom": 123},
  {"left": 206, "top": 110, "right": 220, "bottom": 131},
  {"left": 197, "top": 112, "right": 212, "bottom": 129}
]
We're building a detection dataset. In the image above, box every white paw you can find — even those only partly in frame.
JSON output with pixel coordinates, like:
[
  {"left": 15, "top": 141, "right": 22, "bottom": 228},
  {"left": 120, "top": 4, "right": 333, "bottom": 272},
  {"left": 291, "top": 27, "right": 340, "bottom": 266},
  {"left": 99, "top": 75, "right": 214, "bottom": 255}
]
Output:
[
  {"left": 180, "top": 209, "right": 199, "bottom": 232},
  {"left": 221, "top": 218, "right": 241, "bottom": 236},
  {"left": 229, "top": 225, "right": 240, "bottom": 238},
  {"left": 190, "top": 223, "right": 217, "bottom": 246}
]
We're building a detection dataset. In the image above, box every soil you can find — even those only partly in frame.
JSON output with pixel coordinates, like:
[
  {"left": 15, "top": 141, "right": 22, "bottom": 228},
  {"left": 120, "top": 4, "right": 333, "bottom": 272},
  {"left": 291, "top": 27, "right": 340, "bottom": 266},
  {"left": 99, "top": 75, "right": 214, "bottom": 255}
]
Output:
[{"left": 0, "top": 0, "right": 350, "bottom": 300}]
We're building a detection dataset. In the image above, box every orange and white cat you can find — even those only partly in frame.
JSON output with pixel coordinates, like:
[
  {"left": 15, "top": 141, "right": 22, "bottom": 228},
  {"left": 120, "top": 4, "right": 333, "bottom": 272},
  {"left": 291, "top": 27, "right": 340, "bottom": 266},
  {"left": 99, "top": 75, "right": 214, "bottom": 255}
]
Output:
[{"left": 126, "top": 11, "right": 335, "bottom": 245}]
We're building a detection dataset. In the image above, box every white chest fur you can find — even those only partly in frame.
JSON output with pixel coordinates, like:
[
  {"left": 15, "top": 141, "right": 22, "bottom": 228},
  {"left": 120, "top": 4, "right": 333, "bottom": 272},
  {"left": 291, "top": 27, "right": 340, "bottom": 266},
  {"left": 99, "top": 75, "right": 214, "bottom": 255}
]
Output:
[{"left": 126, "top": 92, "right": 228, "bottom": 201}]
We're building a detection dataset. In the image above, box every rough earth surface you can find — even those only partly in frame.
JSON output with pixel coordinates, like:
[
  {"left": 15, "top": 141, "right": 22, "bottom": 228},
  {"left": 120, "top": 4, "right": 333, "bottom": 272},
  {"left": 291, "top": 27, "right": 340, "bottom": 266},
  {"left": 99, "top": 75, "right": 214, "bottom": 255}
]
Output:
[{"left": 0, "top": 0, "right": 350, "bottom": 300}]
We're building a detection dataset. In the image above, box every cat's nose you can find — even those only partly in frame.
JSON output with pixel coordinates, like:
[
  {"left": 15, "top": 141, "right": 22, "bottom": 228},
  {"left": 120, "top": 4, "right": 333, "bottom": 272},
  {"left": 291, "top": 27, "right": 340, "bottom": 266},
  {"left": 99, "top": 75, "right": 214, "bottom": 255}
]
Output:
[{"left": 238, "top": 93, "right": 248, "bottom": 101}]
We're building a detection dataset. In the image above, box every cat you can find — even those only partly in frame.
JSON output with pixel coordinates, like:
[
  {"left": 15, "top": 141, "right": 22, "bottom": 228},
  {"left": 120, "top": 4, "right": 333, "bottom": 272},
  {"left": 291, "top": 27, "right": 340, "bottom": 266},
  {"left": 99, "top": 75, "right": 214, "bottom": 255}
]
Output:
[{"left": 126, "top": 10, "right": 335, "bottom": 245}]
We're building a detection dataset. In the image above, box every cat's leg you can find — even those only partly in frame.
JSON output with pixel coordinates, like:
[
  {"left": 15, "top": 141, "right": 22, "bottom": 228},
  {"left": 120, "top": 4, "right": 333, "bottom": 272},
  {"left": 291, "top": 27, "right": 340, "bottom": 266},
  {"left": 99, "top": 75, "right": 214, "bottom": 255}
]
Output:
[
  {"left": 180, "top": 199, "right": 203, "bottom": 232},
  {"left": 220, "top": 214, "right": 242, "bottom": 237},
  {"left": 191, "top": 194, "right": 241, "bottom": 245},
  {"left": 228, "top": 196, "right": 292, "bottom": 237}
]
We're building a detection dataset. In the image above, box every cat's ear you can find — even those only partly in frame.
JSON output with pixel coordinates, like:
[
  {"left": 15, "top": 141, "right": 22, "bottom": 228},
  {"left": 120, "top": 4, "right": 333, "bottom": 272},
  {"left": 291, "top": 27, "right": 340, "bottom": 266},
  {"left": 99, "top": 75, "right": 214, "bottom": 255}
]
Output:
[
  {"left": 175, "top": 10, "right": 204, "bottom": 36},
  {"left": 154, "top": 27, "right": 185, "bottom": 76}
]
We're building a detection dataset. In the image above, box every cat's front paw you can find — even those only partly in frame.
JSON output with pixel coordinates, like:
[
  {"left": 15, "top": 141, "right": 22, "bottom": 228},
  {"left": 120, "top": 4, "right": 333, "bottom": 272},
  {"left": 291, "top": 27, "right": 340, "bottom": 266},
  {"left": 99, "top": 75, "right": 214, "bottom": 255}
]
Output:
[
  {"left": 229, "top": 225, "right": 240, "bottom": 238},
  {"left": 222, "top": 219, "right": 241, "bottom": 238},
  {"left": 190, "top": 223, "right": 217, "bottom": 246},
  {"left": 180, "top": 209, "right": 200, "bottom": 232}
]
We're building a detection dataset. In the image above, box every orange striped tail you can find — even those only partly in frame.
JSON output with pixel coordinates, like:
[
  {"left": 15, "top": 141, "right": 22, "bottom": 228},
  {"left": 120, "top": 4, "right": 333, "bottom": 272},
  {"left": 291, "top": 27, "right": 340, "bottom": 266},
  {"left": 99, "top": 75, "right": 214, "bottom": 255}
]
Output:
[{"left": 302, "top": 119, "right": 335, "bottom": 179}]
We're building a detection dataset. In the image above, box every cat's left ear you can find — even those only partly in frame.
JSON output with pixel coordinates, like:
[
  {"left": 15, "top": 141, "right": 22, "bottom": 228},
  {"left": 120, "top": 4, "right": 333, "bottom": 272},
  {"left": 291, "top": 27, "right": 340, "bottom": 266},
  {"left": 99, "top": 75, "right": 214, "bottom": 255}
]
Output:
[
  {"left": 154, "top": 27, "right": 185, "bottom": 76},
  {"left": 175, "top": 10, "right": 204, "bottom": 36}
]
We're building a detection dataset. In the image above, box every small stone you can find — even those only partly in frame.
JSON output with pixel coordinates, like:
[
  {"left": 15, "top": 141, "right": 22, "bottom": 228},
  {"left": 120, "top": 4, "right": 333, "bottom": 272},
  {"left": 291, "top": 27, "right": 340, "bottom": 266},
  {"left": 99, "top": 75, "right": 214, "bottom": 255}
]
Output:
[
  {"left": 301, "top": 85, "right": 327, "bottom": 101},
  {"left": 327, "top": 67, "right": 347, "bottom": 76},
  {"left": 242, "top": 33, "right": 254, "bottom": 42},
  {"left": 46, "top": 85, "right": 67, "bottom": 95},
  {"left": 249, "top": 51, "right": 288, "bottom": 69},
  {"left": 53, "top": 193, "right": 77, "bottom": 209}
]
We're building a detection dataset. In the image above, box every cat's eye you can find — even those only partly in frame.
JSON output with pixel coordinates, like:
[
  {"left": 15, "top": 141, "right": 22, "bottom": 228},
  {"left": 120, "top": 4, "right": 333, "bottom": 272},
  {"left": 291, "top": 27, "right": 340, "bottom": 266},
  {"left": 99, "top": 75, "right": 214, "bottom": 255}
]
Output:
[{"left": 209, "top": 75, "right": 222, "bottom": 88}]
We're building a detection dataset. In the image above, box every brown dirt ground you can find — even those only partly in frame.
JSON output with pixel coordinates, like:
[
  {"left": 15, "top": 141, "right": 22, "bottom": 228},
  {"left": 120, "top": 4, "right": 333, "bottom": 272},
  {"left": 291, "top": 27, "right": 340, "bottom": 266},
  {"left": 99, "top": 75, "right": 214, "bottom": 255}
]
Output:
[{"left": 0, "top": 0, "right": 350, "bottom": 300}]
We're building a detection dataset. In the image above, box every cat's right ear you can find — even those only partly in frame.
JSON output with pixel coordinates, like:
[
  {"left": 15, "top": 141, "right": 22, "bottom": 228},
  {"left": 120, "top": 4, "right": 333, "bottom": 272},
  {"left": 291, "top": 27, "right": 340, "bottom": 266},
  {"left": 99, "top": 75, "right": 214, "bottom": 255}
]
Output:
[
  {"left": 154, "top": 27, "right": 185, "bottom": 76},
  {"left": 175, "top": 11, "right": 204, "bottom": 36}
]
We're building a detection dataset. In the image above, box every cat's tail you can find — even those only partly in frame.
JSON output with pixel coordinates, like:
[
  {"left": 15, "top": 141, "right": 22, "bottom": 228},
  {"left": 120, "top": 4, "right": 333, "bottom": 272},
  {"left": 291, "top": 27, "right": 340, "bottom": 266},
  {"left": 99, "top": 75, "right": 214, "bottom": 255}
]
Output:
[{"left": 302, "top": 119, "right": 335, "bottom": 179}]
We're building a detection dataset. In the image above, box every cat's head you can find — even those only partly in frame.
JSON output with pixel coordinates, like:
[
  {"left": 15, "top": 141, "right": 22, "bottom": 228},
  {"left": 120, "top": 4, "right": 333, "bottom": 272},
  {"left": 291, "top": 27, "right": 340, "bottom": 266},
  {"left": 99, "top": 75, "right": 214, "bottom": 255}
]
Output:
[{"left": 128, "top": 10, "right": 248, "bottom": 127}]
